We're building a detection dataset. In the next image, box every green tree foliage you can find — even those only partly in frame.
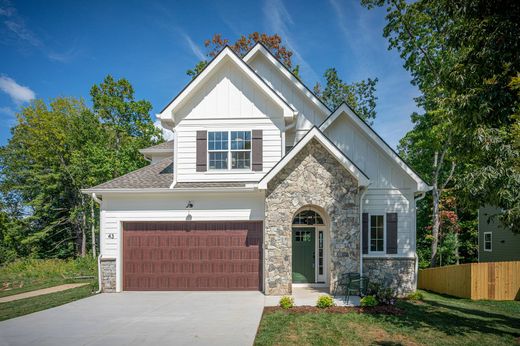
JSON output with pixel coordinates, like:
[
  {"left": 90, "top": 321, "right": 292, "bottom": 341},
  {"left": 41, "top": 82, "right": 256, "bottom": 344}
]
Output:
[
  {"left": 0, "top": 76, "right": 161, "bottom": 262},
  {"left": 363, "top": 0, "right": 520, "bottom": 264},
  {"left": 314, "top": 68, "right": 378, "bottom": 124}
]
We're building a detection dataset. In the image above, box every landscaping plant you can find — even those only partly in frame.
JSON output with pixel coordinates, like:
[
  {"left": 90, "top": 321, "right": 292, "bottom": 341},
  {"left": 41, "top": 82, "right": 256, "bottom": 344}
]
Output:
[
  {"left": 360, "top": 295, "right": 379, "bottom": 307},
  {"left": 316, "top": 295, "right": 335, "bottom": 308},
  {"left": 367, "top": 283, "right": 397, "bottom": 305},
  {"left": 279, "top": 295, "right": 294, "bottom": 309},
  {"left": 406, "top": 291, "right": 424, "bottom": 301}
]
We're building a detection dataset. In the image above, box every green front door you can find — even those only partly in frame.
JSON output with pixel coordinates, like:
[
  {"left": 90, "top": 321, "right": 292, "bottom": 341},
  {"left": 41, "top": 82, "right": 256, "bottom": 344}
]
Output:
[{"left": 292, "top": 227, "right": 315, "bottom": 283}]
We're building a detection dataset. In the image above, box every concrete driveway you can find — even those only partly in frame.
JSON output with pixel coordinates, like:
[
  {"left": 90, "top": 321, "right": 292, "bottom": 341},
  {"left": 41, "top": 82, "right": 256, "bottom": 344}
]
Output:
[{"left": 0, "top": 291, "right": 265, "bottom": 346}]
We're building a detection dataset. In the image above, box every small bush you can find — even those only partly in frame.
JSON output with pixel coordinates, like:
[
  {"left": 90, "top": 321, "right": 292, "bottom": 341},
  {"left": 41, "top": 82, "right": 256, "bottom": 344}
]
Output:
[
  {"left": 316, "top": 295, "right": 335, "bottom": 308},
  {"left": 279, "top": 295, "right": 294, "bottom": 309},
  {"left": 360, "top": 295, "right": 379, "bottom": 307},
  {"left": 407, "top": 291, "right": 424, "bottom": 301},
  {"left": 367, "top": 283, "right": 397, "bottom": 305}
]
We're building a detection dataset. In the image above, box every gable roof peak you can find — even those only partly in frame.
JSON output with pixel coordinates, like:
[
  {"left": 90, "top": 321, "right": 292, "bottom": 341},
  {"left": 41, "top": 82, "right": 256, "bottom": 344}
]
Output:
[{"left": 158, "top": 43, "right": 297, "bottom": 128}]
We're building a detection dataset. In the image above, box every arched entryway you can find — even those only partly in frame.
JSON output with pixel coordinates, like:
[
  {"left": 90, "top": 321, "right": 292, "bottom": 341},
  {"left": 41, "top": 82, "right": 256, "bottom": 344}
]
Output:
[{"left": 291, "top": 207, "right": 329, "bottom": 285}]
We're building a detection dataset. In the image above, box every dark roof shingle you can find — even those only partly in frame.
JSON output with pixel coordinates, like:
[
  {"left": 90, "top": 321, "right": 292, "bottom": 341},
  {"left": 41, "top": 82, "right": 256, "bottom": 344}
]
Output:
[
  {"left": 139, "top": 140, "right": 174, "bottom": 152},
  {"left": 87, "top": 158, "right": 173, "bottom": 190}
]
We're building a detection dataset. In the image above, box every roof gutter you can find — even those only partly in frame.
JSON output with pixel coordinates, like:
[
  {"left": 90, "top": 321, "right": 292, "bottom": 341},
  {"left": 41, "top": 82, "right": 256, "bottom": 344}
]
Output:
[{"left": 81, "top": 187, "right": 259, "bottom": 195}]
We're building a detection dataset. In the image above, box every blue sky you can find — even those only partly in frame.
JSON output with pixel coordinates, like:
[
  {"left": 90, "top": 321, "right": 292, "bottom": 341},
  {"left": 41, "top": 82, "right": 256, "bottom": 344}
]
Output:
[{"left": 0, "top": 0, "right": 420, "bottom": 148}]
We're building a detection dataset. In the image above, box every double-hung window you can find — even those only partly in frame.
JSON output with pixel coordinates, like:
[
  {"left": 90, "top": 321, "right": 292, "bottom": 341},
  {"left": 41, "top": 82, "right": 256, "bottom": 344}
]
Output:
[
  {"left": 208, "top": 131, "right": 251, "bottom": 170},
  {"left": 484, "top": 232, "right": 492, "bottom": 252},
  {"left": 370, "top": 215, "right": 385, "bottom": 253}
]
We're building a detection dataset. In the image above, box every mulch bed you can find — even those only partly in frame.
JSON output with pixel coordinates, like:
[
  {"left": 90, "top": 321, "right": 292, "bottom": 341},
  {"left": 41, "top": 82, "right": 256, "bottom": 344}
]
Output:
[{"left": 264, "top": 305, "right": 404, "bottom": 315}]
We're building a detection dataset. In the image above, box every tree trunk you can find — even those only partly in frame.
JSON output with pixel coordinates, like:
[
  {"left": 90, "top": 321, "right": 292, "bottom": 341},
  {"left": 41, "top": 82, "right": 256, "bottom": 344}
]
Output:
[
  {"left": 91, "top": 200, "right": 97, "bottom": 258},
  {"left": 430, "top": 185, "right": 440, "bottom": 267},
  {"left": 81, "top": 211, "right": 87, "bottom": 257}
]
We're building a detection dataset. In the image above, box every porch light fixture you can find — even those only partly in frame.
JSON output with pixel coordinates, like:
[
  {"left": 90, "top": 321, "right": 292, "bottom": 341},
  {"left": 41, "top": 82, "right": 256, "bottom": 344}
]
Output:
[{"left": 185, "top": 201, "right": 194, "bottom": 209}]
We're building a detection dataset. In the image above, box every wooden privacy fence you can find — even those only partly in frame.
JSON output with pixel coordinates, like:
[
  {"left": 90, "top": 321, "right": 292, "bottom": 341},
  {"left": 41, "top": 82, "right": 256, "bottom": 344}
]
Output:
[{"left": 418, "top": 261, "right": 520, "bottom": 300}]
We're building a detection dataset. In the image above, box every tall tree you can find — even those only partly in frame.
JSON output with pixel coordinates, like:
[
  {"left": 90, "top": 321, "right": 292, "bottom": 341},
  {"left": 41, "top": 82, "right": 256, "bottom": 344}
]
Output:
[
  {"left": 363, "top": 0, "right": 520, "bottom": 265},
  {"left": 314, "top": 68, "right": 378, "bottom": 124},
  {"left": 0, "top": 76, "right": 161, "bottom": 261},
  {"left": 186, "top": 33, "right": 298, "bottom": 78}
]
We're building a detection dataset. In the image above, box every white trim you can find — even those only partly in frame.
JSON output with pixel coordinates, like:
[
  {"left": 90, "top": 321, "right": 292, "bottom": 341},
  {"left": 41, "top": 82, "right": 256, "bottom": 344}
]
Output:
[
  {"left": 368, "top": 213, "right": 386, "bottom": 254},
  {"left": 258, "top": 127, "right": 370, "bottom": 189},
  {"left": 243, "top": 43, "right": 330, "bottom": 115},
  {"left": 483, "top": 231, "right": 493, "bottom": 252},
  {"left": 320, "top": 103, "right": 431, "bottom": 192},
  {"left": 82, "top": 186, "right": 258, "bottom": 195},
  {"left": 159, "top": 46, "right": 296, "bottom": 127},
  {"left": 207, "top": 130, "right": 252, "bottom": 171}
]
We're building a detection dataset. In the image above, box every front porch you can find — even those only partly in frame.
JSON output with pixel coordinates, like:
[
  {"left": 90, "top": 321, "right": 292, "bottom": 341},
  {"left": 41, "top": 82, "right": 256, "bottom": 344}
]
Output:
[{"left": 264, "top": 286, "right": 360, "bottom": 307}]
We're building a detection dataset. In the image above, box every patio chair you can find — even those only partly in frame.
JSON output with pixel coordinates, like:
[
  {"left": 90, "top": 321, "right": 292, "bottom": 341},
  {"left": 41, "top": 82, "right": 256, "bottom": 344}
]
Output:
[{"left": 333, "top": 272, "right": 369, "bottom": 304}]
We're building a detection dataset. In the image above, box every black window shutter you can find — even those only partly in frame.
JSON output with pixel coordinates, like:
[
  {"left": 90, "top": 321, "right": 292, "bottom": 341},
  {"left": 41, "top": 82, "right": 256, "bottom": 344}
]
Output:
[
  {"left": 362, "top": 213, "right": 368, "bottom": 254},
  {"left": 196, "top": 131, "right": 207, "bottom": 172},
  {"left": 252, "top": 130, "right": 263, "bottom": 171},
  {"left": 386, "top": 212, "right": 398, "bottom": 254}
]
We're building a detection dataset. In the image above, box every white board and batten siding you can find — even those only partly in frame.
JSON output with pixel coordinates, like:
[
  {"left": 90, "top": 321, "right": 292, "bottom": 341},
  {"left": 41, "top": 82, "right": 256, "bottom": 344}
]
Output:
[
  {"left": 324, "top": 115, "right": 418, "bottom": 258},
  {"left": 247, "top": 54, "right": 328, "bottom": 145},
  {"left": 174, "top": 60, "right": 285, "bottom": 182},
  {"left": 100, "top": 191, "right": 265, "bottom": 292}
]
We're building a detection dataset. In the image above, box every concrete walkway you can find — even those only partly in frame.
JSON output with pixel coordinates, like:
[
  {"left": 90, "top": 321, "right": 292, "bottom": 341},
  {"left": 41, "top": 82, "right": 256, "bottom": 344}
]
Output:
[
  {"left": 0, "top": 283, "right": 89, "bottom": 303},
  {"left": 0, "top": 291, "right": 265, "bottom": 346},
  {"left": 264, "top": 286, "right": 360, "bottom": 307}
]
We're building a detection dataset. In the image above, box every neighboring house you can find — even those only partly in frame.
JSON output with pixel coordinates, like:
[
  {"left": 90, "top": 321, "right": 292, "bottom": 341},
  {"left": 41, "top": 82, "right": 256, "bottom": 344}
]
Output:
[
  {"left": 479, "top": 205, "right": 520, "bottom": 262},
  {"left": 83, "top": 43, "right": 431, "bottom": 296}
]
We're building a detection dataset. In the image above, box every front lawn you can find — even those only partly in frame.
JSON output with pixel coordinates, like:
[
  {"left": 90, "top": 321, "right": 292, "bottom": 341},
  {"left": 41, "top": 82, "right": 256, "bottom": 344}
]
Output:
[
  {"left": 254, "top": 291, "right": 520, "bottom": 346},
  {"left": 0, "top": 282, "right": 96, "bottom": 321},
  {"left": 0, "top": 257, "right": 96, "bottom": 298},
  {"left": 0, "top": 257, "right": 98, "bottom": 321}
]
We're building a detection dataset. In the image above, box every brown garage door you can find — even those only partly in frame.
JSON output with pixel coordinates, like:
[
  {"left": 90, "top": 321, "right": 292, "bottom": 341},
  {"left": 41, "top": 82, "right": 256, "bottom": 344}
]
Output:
[{"left": 123, "top": 221, "right": 263, "bottom": 291}]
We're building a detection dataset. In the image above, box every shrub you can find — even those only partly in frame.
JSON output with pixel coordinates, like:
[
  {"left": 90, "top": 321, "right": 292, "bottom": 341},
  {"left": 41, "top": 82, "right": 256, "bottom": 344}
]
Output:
[
  {"left": 279, "top": 295, "right": 294, "bottom": 309},
  {"left": 367, "top": 282, "right": 397, "bottom": 305},
  {"left": 360, "top": 295, "right": 379, "bottom": 307},
  {"left": 316, "top": 295, "right": 335, "bottom": 308},
  {"left": 407, "top": 291, "right": 424, "bottom": 301}
]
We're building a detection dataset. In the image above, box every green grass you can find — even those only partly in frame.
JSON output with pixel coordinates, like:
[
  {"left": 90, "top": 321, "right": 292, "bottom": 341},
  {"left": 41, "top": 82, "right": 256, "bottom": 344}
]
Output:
[
  {"left": 0, "top": 257, "right": 97, "bottom": 298},
  {"left": 0, "top": 282, "right": 97, "bottom": 321},
  {"left": 254, "top": 290, "right": 520, "bottom": 346}
]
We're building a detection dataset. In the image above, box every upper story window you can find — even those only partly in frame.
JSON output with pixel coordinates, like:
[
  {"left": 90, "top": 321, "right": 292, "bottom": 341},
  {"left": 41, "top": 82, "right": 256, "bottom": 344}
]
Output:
[
  {"left": 208, "top": 131, "right": 251, "bottom": 170},
  {"left": 370, "top": 215, "right": 385, "bottom": 252},
  {"left": 484, "top": 232, "right": 492, "bottom": 251}
]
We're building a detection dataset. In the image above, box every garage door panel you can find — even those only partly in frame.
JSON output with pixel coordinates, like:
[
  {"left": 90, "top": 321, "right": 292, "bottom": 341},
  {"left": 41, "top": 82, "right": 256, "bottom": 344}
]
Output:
[{"left": 123, "top": 221, "right": 262, "bottom": 291}]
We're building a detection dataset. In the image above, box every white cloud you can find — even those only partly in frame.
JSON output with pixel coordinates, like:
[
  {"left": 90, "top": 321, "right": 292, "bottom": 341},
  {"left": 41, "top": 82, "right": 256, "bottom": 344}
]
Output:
[
  {"left": 183, "top": 34, "right": 206, "bottom": 61},
  {"left": 0, "top": 1, "right": 78, "bottom": 63},
  {"left": 154, "top": 119, "right": 174, "bottom": 141},
  {"left": 0, "top": 106, "right": 15, "bottom": 117},
  {"left": 0, "top": 76, "right": 35, "bottom": 103},
  {"left": 263, "top": 0, "right": 319, "bottom": 83}
]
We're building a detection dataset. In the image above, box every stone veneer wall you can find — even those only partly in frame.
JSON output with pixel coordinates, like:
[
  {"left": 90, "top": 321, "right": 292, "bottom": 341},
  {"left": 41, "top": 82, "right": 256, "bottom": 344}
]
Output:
[
  {"left": 101, "top": 259, "right": 116, "bottom": 292},
  {"left": 264, "top": 139, "right": 360, "bottom": 295},
  {"left": 363, "top": 257, "right": 416, "bottom": 296}
]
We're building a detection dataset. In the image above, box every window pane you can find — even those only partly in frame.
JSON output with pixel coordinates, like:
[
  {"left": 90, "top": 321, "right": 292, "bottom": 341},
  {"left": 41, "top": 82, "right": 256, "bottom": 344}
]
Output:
[
  {"left": 231, "top": 151, "right": 250, "bottom": 169},
  {"left": 370, "top": 215, "right": 384, "bottom": 252},
  {"left": 209, "top": 152, "right": 228, "bottom": 169},
  {"left": 231, "top": 131, "right": 251, "bottom": 150},
  {"left": 208, "top": 131, "right": 228, "bottom": 151}
]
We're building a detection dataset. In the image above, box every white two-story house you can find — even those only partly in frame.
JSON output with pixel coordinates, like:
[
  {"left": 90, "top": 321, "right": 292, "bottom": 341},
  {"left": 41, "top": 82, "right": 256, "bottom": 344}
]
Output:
[{"left": 83, "top": 43, "right": 431, "bottom": 296}]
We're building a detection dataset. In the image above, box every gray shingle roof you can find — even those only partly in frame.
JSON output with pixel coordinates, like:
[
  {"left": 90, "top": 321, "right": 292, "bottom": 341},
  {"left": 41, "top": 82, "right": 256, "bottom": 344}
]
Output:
[
  {"left": 139, "top": 140, "right": 174, "bottom": 152},
  {"left": 87, "top": 158, "right": 173, "bottom": 190}
]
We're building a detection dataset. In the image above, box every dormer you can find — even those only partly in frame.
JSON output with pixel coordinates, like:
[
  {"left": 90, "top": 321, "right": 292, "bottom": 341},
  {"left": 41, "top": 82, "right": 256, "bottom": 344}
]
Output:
[{"left": 157, "top": 46, "right": 298, "bottom": 184}]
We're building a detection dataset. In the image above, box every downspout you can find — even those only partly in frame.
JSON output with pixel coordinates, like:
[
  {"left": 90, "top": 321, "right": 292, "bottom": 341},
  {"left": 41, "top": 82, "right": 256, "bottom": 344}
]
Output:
[
  {"left": 359, "top": 184, "right": 370, "bottom": 276},
  {"left": 91, "top": 193, "right": 103, "bottom": 293},
  {"left": 413, "top": 192, "right": 427, "bottom": 289}
]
